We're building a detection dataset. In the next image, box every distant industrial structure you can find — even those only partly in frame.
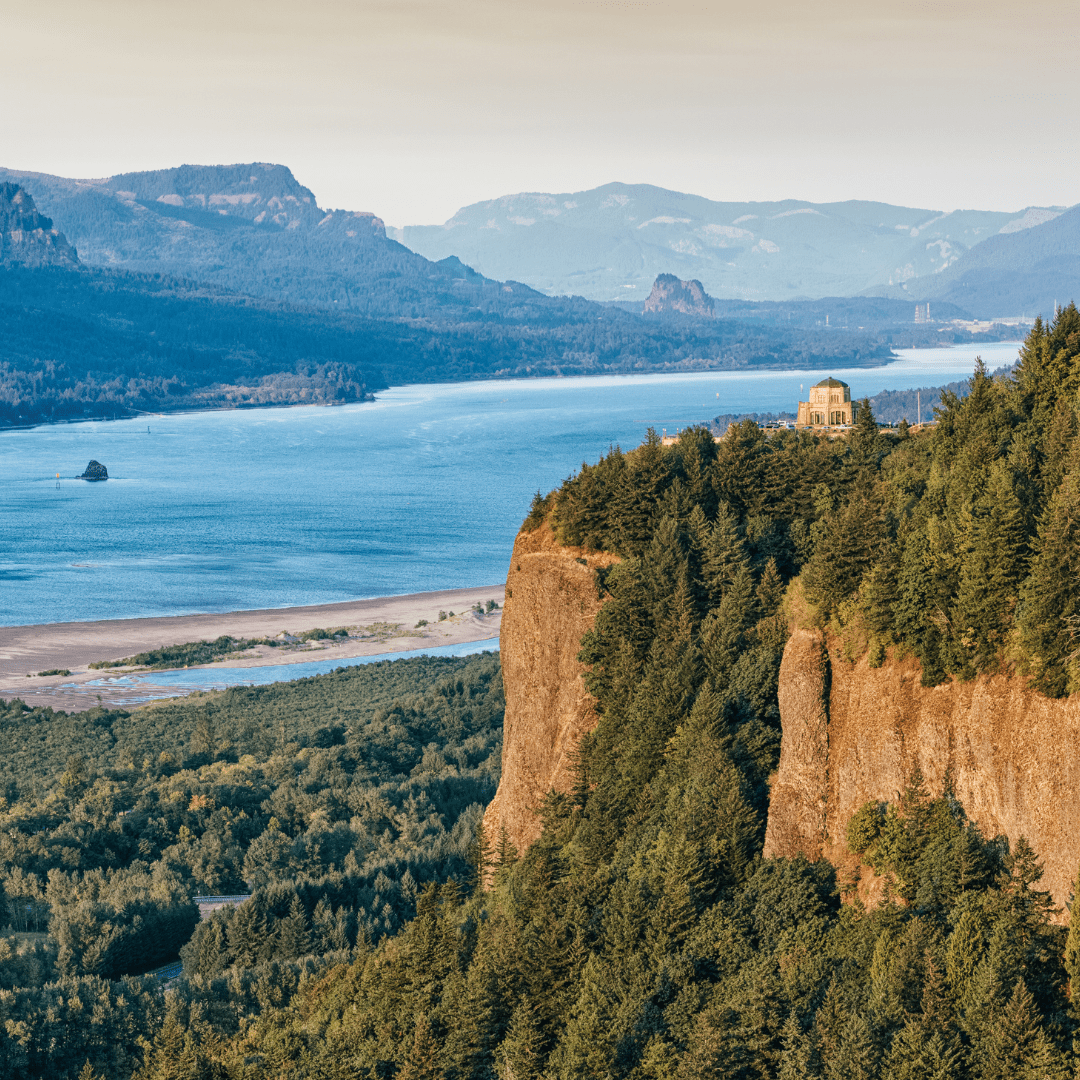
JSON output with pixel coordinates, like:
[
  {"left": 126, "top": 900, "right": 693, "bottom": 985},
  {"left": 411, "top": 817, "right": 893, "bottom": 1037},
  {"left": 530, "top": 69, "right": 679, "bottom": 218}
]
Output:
[{"left": 796, "top": 377, "right": 860, "bottom": 428}]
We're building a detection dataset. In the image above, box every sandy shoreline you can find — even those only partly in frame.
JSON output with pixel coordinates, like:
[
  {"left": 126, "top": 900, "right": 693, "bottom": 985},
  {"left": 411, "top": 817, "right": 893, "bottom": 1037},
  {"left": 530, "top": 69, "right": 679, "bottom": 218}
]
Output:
[{"left": 0, "top": 585, "right": 504, "bottom": 713}]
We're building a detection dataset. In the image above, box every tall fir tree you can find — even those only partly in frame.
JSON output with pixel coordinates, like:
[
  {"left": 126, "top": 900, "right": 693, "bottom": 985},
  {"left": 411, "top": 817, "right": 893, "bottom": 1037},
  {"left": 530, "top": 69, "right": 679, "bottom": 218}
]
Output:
[
  {"left": 277, "top": 895, "right": 312, "bottom": 960},
  {"left": 952, "top": 460, "right": 1029, "bottom": 675},
  {"left": 1020, "top": 449, "right": 1080, "bottom": 697}
]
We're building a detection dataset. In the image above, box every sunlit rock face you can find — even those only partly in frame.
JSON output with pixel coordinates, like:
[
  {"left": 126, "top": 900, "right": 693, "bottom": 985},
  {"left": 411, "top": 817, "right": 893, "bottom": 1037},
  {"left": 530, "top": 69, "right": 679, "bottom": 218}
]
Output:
[{"left": 765, "top": 626, "right": 1080, "bottom": 920}]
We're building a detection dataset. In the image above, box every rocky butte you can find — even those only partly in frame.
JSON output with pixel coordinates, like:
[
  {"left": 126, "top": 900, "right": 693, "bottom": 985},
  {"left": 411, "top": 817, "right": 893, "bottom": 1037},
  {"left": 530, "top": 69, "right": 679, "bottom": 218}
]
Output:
[
  {"left": 0, "top": 182, "right": 79, "bottom": 268},
  {"left": 641, "top": 272, "right": 715, "bottom": 317}
]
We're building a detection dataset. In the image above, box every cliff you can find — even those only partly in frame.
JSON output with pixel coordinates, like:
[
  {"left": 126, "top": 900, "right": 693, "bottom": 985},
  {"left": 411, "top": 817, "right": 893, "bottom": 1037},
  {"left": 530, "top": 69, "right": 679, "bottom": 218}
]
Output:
[
  {"left": 765, "top": 627, "right": 1080, "bottom": 914},
  {"left": 0, "top": 183, "right": 78, "bottom": 268},
  {"left": 483, "top": 524, "right": 618, "bottom": 856}
]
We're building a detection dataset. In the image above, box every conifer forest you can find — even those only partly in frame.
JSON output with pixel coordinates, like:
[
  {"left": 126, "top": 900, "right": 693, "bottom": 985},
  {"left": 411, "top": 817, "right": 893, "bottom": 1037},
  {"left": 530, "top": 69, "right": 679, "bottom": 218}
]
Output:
[{"left": 2, "top": 309, "right": 1080, "bottom": 1078}]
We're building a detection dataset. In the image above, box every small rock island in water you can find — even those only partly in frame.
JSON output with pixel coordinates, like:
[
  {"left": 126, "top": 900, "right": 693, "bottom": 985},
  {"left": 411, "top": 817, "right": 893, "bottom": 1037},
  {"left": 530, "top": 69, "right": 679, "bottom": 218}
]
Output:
[{"left": 79, "top": 460, "right": 108, "bottom": 481}]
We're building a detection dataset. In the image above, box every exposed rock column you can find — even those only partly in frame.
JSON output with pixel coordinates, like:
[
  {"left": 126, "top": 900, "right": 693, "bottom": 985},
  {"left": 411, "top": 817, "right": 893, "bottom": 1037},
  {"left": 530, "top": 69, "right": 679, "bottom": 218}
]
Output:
[
  {"left": 763, "top": 627, "right": 831, "bottom": 860},
  {"left": 483, "top": 523, "right": 618, "bottom": 858}
]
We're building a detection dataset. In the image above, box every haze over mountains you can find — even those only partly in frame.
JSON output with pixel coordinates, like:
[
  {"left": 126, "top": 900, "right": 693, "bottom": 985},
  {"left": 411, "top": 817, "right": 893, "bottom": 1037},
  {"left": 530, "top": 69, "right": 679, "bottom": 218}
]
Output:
[
  {"left": 0, "top": 163, "right": 542, "bottom": 319},
  {"left": 2, "top": 166, "right": 925, "bottom": 428},
  {"left": 883, "top": 203, "right": 1080, "bottom": 319},
  {"left": 396, "top": 182, "right": 1077, "bottom": 317}
]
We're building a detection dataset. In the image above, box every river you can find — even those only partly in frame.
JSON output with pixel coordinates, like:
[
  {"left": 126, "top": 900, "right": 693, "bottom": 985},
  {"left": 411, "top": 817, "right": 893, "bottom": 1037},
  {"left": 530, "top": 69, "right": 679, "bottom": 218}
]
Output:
[{"left": 0, "top": 341, "right": 1022, "bottom": 626}]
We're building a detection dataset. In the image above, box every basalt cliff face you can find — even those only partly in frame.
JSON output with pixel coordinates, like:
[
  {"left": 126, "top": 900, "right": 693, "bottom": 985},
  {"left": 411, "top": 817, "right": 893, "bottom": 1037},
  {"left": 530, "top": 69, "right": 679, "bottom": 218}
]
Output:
[
  {"left": 764, "top": 627, "right": 1080, "bottom": 914},
  {"left": 483, "top": 524, "right": 618, "bottom": 856},
  {"left": 489, "top": 547, "right": 1080, "bottom": 905}
]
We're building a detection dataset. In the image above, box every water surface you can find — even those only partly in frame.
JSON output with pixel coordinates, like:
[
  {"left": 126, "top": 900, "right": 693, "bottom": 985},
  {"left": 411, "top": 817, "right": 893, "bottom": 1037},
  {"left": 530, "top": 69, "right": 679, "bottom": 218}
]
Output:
[{"left": 0, "top": 342, "right": 1022, "bottom": 625}]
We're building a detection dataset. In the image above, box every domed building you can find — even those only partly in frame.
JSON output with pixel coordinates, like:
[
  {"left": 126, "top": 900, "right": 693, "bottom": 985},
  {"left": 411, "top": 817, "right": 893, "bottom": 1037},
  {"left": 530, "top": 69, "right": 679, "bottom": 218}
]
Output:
[{"left": 796, "top": 377, "right": 859, "bottom": 427}]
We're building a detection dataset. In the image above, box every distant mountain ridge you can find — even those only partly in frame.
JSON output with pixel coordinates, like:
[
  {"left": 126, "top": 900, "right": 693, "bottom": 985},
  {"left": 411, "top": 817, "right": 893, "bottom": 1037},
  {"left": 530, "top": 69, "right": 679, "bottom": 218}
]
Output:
[
  {"left": 0, "top": 163, "right": 461, "bottom": 317},
  {"left": 0, "top": 170, "right": 917, "bottom": 429},
  {"left": 885, "top": 204, "right": 1080, "bottom": 319},
  {"left": 395, "top": 182, "right": 1066, "bottom": 304}
]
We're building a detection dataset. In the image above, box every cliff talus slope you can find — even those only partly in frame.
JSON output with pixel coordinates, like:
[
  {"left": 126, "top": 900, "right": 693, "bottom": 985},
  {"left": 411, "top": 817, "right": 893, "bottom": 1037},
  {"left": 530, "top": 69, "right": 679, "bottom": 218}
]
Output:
[
  {"left": 483, "top": 524, "right": 617, "bottom": 856},
  {"left": 765, "top": 628, "right": 1080, "bottom": 911}
]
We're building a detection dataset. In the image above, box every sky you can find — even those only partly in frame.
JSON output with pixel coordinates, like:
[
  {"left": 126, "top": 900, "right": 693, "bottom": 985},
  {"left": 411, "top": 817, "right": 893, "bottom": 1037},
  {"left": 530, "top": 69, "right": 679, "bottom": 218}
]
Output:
[{"left": 3, "top": 0, "right": 1077, "bottom": 226}]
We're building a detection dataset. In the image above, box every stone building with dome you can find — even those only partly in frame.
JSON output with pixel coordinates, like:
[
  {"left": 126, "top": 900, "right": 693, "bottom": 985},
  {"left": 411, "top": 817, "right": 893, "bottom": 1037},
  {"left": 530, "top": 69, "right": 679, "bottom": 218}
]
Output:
[{"left": 796, "top": 377, "right": 860, "bottom": 427}]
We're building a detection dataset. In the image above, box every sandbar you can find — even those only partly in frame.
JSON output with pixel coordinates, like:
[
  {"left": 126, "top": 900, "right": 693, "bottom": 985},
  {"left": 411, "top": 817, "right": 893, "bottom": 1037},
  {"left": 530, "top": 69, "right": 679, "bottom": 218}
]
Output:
[{"left": 0, "top": 585, "right": 504, "bottom": 713}]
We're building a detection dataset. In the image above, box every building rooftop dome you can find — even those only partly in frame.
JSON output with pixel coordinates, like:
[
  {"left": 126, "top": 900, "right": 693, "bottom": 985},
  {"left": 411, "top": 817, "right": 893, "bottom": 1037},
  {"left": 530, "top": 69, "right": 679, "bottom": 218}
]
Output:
[{"left": 813, "top": 377, "right": 849, "bottom": 388}]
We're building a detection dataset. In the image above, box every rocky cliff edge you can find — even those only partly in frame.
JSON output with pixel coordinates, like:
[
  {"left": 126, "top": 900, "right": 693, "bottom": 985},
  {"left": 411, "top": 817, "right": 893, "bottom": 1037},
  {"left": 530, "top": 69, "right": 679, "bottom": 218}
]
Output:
[
  {"left": 483, "top": 523, "right": 619, "bottom": 857},
  {"left": 764, "top": 627, "right": 1080, "bottom": 915}
]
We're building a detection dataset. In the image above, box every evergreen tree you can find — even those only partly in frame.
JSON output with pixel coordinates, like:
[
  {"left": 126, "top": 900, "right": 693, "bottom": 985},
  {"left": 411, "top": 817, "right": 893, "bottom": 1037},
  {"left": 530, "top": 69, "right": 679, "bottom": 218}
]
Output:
[
  {"left": 885, "top": 1024, "right": 964, "bottom": 1080},
  {"left": 468, "top": 817, "right": 493, "bottom": 894},
  {"left": 277, "top": 895, "right": 312, "bottom": 959},
  {"left": 822, "top": 1010, "right": 876, "bottom": 1080},
  {"left": 802, "top": 475, "right": 885, "bottom": 616},
  {"left": 311, "top": 896, "right": 336, "bottom": 951},
  {"left": 637, "top": 1035, "right": 680, "bottom": 1080},
  {"left": 180, "top": 912, "right": 229, "bottom": 978},
  {"left": 134, "top": 1013, "right": 203, "bottom": 1080},
  {"left": 1039, "top": 398, "right": 1078, "bottom": 499},
  {"left": 441, "top": 944, "right": 505, "bottom": 1080},
  {"left": 399, "top": 1014, "right": 444, "bottom": 1080},
  {"left": 547, "top": 954, "right": 617, "bottom": 1079},
  {"left": 495, "top": 1003, "right": 545, "bottom": 1080},
  {"left": 226, "top": 898, "right": 269, "bottom": 968},
  {"left": 699, "top": 501, "right": 750, "bottom": 609},
  {"left": 494, "top": 825, "right": 519, "bottom": 875},
  {"left": 777, "top": 1012, "right": 818, "bottom": 1080},
  {"left": 977, "top": 978, "right": 1067, "bottom": 1080},
  {"left": 1065, "top": 860, "right": 1080, "bottom": 1009},
  {"left": 885, "top": 955, "right": 965, "bottom": 1079},
  {"left": 850, "top": 397, "right": 880, "bottom": 466},
  {"left": 952, "top": 460, "right": 1029, "bottom": 674},
  {"left": 756, "top": 556, "right": 785, "bottom": 619},
  {"left": 1020, "top": 456, "right": 1080, "bottom": 697}
]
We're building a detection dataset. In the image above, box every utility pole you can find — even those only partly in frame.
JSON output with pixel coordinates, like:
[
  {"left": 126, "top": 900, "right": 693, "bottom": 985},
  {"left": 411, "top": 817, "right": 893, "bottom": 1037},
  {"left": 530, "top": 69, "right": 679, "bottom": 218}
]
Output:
[{"left": 917, "top": 391, "right": 921, "bottom": 427}]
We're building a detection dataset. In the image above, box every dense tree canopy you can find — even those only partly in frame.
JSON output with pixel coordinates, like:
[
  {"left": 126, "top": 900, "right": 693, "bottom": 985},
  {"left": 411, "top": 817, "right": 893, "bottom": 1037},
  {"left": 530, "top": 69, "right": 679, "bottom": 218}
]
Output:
[{"left": 2, "top": 312, "right": 1078, "bottom": 1078}]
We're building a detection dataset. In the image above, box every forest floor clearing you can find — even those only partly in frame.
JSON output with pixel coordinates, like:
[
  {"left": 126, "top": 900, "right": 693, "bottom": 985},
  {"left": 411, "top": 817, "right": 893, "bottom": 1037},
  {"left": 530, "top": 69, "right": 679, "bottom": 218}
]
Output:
[{"left": 0, "top": 585, "right": 504, "bottom": 712}]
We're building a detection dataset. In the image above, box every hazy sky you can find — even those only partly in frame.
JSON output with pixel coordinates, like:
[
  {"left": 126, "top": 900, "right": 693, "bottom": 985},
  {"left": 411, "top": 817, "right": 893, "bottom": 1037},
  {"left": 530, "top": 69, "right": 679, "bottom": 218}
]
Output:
[{"left": 4, "top": 0, "right": 1077, "bottom": 225}]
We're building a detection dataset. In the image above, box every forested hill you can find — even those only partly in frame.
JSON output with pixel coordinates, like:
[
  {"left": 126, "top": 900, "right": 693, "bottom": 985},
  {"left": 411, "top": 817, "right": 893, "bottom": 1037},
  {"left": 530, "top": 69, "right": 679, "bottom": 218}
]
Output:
[
  {"left": 898, "top": 203, "right": 1080, "bottom": 320},
  {"left": 0, "top": 260, "right": 902, "bottom": 427},
  {"left": 2, "top": 313, "right": 1079, "bottom": 1078},
  {"left": 0, "top": 166, "right": 1025, "bottom": 429},
  {"left": 0, "top": 171, "right": 911, "bottom": 428},
  {"left": 0, "top": 266, "right": 381, "bottom": 425},
  {"left": 135, "top": 307, "right": 1077, "bottom": 1079}
]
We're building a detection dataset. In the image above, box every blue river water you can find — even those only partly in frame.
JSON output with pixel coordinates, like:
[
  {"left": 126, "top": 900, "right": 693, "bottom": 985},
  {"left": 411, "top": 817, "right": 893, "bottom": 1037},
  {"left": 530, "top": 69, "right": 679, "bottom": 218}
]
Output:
[
  {"left": 0, "top": 342, "right": 1022, "bottom": 626},
  {"left": 78, "top": 637, "right": 500, "bottom": 702}
]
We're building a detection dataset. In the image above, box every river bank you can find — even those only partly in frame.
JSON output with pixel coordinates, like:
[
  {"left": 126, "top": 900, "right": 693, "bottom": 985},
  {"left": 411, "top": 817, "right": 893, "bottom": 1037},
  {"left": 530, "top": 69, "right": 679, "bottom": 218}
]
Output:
[{"left": 0, "top": 584, "right": 504, "bottom": 712}]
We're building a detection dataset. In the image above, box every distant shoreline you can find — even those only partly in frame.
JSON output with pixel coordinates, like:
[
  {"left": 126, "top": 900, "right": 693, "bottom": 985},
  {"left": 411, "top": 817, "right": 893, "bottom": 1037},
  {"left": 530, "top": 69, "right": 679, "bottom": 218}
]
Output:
[
  {"left": 0, "top": 584, "right": 505, "bottom": 713},
  {"left": 0, "top": 342, "right": 1029, "bottom": 434}
]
